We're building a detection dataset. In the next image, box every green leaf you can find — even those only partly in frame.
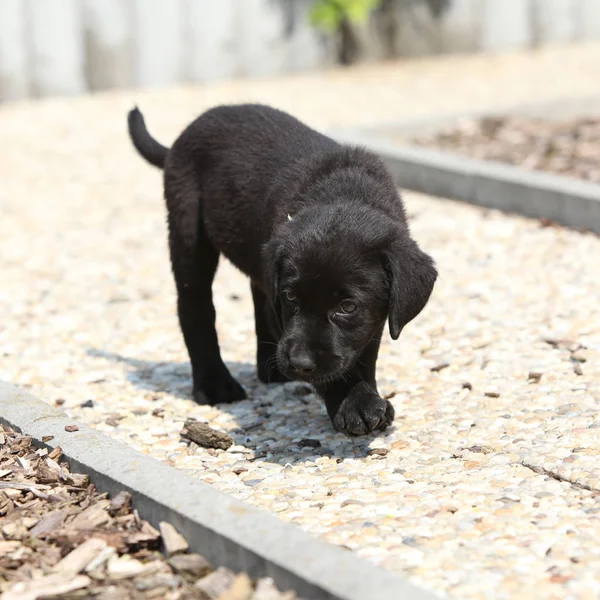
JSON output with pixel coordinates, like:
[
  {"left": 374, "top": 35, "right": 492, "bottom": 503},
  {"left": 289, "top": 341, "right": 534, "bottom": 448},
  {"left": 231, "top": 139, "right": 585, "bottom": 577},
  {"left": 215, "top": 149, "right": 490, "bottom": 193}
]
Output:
[
  {"left": 345, "top": 0, "right": 380, "bottom": 23},
  {"left": 310, "top": 2, "right": 343, "bottom": 31},
  {"left": 310, "top": 0, "right": 381, "bottom": 31}
]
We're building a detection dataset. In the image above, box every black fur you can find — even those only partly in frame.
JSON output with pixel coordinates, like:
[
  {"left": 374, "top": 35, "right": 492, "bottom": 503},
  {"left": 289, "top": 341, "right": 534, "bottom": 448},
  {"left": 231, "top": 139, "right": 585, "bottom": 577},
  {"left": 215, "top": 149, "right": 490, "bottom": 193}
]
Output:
[
  {"left": 128, "top": 107, "right": 169, "bottom": 169},
  {"left": 127, "top": 104, "right": 437, "bottom": 436}
]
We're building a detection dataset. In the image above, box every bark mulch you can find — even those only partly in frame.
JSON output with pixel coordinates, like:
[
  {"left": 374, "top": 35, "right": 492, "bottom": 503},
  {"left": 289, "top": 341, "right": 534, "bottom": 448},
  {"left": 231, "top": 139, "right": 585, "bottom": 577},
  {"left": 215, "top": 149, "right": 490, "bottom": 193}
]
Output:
[
  {"left": 412, "top": 115, "right": 600, "bottom": 182},
  {"left": 0, "top": 424, "right": 298, "bottom": 600}
]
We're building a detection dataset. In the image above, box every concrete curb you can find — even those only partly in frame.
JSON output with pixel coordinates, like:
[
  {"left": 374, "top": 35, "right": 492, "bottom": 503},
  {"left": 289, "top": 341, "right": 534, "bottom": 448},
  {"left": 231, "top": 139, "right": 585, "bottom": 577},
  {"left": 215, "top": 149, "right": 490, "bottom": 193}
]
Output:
[
  {"left": 0, "top": 380, "right": 439, "bottom": 600},
  {"left": 333, "top": 130, "right": 600, "bottom": 235}
]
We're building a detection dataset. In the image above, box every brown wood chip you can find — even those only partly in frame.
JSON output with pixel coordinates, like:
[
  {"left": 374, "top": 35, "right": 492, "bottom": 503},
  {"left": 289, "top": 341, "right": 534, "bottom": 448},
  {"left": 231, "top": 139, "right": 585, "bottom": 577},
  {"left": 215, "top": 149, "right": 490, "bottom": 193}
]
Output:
[
  {"left": 0, "top": 540, "right": 22, "bottom": 554},
  {"left": 48, "top": 528, "right": 129, "bottom": 554},
  {"left": 29, "top": 508, "right": 70, "bottom": 537},
  {"left": 367, "top": 448, "right": 389, "bottom": 458},
  {"left": 169, "top": 553, "right": 213, "bottom": 580},
  {"left": 106, "top": 554, "right": 157, "bottom": 579},
  {"left": 181, "top": 419, "right": 233, "bottom": 450},
  {"left": 69, "top": 472, "right": 89, "bottom": 488},
  {"left": 53, "top": 537, "right": 107, "bottom": 577},
  {"left": 430, "top": 361, "right": 450, "bottom": 372},
  {"left": 217, "top": 572, "right": 253, "bottom": 600},
  {"left": 2, "top": 574, "right": 91, "bottom": 600},
  {"left": 64, "top": 424, "right": 79, "bottom": 432},
  {"left": 70, "top": 499, "right": 111, "bottom": 529},
  {"left": 37, "top": 461, "right": 60, "bottom": 484},
  {"left": 159, "top": 521, "right": 189, "bottom": 556},
  {"left": 2, "top": 521, "right": 29, "bottom": 540},
  {"left": 108, "top": 490, "right": 132, "bottom": 516},
  {"left": 254, "top": 578, "right": 297, "bottom": 599},
  {"left": 124, "top": 520, "right": 161, "bottom": 549},
  {"left": 195, "top": 567, "right": 236, "bottom": 597},
  {"left": 0, "top": 481, "right": 50, "bottom": 491},
  {"left": 48, "top": 446, "right": 63, "bottom": 461}
]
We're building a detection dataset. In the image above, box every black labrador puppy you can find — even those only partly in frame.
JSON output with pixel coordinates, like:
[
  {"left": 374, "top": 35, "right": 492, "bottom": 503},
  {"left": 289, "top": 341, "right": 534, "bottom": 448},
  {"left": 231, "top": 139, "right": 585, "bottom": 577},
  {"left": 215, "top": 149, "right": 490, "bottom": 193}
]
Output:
[{"left": 127, "top": 104, "right": 437, "bottom": 436}]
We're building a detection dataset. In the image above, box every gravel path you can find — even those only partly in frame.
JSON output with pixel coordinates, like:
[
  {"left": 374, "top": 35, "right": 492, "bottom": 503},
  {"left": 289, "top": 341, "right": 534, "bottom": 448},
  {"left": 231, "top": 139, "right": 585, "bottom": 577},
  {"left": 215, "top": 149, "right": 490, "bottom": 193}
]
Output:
[{"left": 1, "top": 44, "right": 600, "bottom": 600}]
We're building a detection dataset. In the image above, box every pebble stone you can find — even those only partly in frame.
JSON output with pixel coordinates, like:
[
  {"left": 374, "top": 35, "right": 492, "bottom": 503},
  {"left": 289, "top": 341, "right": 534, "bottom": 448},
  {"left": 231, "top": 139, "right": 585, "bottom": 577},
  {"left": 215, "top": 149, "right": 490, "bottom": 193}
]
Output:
[{"left": 2, "top": 45, "right": 600, "bottom": 600}]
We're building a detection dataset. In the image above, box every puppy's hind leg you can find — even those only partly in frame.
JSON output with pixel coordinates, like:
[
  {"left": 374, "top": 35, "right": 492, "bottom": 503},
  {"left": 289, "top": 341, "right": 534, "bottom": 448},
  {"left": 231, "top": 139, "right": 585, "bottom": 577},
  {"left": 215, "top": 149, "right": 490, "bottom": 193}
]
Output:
[
  {"left": 251, "top": 283, "right": 289, "bottom": 384},
  {"left": 168, "top": 196, "right": 246, "bottom": 405}
]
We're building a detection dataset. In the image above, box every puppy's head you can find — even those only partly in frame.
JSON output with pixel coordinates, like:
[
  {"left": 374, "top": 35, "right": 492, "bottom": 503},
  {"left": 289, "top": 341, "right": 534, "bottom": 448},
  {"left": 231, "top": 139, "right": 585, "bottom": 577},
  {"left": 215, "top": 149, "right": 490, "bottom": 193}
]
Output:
[{"left": 263, "top": 203, "right": 437, "bottom": 384}]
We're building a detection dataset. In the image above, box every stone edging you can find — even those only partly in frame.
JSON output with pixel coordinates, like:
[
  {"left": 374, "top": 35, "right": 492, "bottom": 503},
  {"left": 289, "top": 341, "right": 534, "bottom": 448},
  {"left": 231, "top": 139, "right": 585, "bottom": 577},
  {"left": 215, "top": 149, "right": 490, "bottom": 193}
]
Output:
[
  {"left": 332, "top": 95, "right": 600, "bottom": 235},
  {"left": 0, "top": 380, "right": 438, "bottom": 600}
]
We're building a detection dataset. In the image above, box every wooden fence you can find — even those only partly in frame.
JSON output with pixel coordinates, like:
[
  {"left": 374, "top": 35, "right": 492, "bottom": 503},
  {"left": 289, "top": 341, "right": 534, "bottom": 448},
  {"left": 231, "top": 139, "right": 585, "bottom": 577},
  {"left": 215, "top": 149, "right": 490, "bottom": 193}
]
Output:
[{"left": 0, "top": 0, "right": 599, "bottom": 102}]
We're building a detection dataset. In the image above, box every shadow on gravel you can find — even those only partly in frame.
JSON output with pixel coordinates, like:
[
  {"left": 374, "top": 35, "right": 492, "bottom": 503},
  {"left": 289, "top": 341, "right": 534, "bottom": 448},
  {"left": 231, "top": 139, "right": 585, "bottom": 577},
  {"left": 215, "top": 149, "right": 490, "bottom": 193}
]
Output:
[{"left": 87, "top": 348, "right": 395, "bottom": 463}]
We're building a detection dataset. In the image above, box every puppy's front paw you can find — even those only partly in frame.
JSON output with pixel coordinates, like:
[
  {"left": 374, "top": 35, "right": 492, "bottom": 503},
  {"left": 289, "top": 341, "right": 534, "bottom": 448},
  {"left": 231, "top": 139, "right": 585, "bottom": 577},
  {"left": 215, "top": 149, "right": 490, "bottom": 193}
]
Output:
[
  {"left": 332, "top": 382, "right": 395, "bottom": 436},
  {"left": 193, "top": 372, "right": 247, "bottom": 405}
]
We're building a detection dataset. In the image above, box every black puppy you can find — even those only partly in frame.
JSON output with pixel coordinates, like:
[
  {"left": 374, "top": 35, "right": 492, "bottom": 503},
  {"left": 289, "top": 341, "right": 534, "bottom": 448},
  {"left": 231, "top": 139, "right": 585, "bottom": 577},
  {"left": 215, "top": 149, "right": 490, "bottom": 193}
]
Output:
[{"left": 127, "top": 104, "right": 437, "bottom": 436}]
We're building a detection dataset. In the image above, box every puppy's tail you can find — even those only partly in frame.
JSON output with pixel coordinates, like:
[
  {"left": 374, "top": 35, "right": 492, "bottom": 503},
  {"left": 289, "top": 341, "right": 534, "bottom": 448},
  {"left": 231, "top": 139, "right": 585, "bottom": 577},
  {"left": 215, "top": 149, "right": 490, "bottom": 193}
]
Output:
[{"left": 127, "top": 106, "right": 169, "bottom": 169}]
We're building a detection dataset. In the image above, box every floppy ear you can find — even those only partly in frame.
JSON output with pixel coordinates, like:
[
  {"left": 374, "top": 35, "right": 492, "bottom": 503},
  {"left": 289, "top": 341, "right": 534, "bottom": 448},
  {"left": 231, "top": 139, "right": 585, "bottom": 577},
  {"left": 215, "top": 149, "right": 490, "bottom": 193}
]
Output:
[
  {"left": 385, "top": 237, "right": 437, "bottom": 340},
  {"left": 261, "top": 237, "right": 285, "bottom": 334}
]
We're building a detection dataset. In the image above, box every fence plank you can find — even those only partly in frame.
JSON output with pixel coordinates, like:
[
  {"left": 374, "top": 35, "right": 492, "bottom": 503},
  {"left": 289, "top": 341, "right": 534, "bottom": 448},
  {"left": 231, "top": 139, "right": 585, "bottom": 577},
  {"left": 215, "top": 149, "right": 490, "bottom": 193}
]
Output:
[
  {"left": 364, "top": 0, "right": 481, "bottom": 61},
  {"left": 187, "top": 0, "right": 237, "bottom": 82},
  {"left": 480, "top": 0, "right": 534, "bottom": 51},
  {"left": 236, "top": 0, "right": 288, "bottom": 77},
  {"left": 84, "top": 0, "right": 133, "bottom": 90},
  {"left": 28, "top": 0, "right": 86, "bottom": 97},
  {"left": 0, "top": 0, "right": 29, "bottom": 101},
  {"left": 439, "top": 0, "right": 481, "bottom": 53},
  {"left": 3, "top": 0, "right": 600, "bottom": 101},
  {"left": 533, "top": 0, "right": 577, "bottom": 44},
  {"left": 575, "top": 0, "right": 600, "bottom": 39},
  {"left": 282, "top": 0, "right": 333, "bottom": 72},
  {"left": 132, "top": 0, "right": 186, "bottom": 88},
  {"left": 393, "top": 1, "right": 444, "bottom": 58}
]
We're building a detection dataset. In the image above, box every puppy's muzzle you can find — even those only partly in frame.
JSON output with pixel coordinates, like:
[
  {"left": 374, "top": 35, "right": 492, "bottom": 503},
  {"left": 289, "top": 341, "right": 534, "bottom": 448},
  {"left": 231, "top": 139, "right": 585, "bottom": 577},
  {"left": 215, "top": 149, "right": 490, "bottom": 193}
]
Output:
[
  {"left": 279, "top": 340, "right": 348, "bottom": 383},
  {"left": 286, "top": 347, "right": 317, "bottom": 377}
]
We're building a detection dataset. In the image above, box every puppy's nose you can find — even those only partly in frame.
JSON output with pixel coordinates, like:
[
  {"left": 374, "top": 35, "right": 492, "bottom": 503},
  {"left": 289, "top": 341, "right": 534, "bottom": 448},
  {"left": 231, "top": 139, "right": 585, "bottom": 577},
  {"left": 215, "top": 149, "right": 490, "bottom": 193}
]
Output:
[{"left": 288, "top": 353, "right": 316, "bottom": 376}]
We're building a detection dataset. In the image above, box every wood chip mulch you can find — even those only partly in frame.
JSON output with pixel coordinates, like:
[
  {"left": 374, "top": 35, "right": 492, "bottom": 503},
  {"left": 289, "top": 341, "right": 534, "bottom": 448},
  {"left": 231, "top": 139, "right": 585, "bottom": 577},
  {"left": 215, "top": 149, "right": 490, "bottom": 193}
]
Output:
[
  {"left": 412, "top": 115, "right": 600, "bottom": 183},
  {"left": 0, "top": 424, "right": 299, "bottom": 600}
]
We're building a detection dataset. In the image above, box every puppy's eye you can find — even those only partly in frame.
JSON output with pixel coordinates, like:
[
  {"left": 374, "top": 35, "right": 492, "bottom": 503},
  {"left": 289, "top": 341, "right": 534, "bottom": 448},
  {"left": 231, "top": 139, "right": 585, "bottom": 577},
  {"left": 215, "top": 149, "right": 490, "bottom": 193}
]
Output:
[
  {"left": 338, "top": 300, "right": 357, "bottom": 315},
  {"left": 283, "top": 290, "right": 297, "bottom": 304}
]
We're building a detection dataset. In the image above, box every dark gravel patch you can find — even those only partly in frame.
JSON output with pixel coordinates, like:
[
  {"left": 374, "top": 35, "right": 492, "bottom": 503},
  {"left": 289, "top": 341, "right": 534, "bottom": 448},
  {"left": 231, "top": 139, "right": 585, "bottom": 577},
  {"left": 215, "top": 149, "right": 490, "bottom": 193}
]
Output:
[{"left": 412, "top": 115, "right": 600, "bottom": 182}]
